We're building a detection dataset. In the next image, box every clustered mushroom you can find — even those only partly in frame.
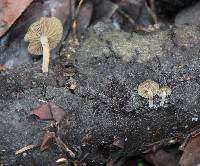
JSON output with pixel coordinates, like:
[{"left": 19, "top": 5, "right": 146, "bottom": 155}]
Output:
[
  {"left": 158, "top": 87, "right": 172, "bottom": 106},
  {"left": 137, "top": 80, "right": 172, "bottom": 107},
  {"left": 24, "top": 17, "right": 63, "bottom": 73},
  {"left": 137, "top": 80, "right": 159, "bottom": 108}
]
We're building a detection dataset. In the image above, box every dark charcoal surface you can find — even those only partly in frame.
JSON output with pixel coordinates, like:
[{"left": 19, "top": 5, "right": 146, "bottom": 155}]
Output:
[{"left": 1, "top": 24, "right": 200, "bottom": 165}]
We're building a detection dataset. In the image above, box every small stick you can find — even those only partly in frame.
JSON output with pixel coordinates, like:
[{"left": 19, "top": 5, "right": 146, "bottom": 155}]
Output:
[
  {"left": 56, "top": 137, "right": 75, "bottom": 158},
  {"left": 117, "top": 8, "right": 136, "bottom": 26},
  {"left": 15, "top": 144, "right": 40, "bottom": 155}
]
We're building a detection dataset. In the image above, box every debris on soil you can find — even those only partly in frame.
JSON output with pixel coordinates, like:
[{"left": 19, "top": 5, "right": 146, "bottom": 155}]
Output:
[
  {"left": 30, "top": 102, "right": 66, "bottom": 124},
  {"left": 40, "top": 131, "right": 56, "bottom": 151},
  {"left": 15, "top": 144, "right": 39, "bottom": 155},
  {"left": 180, "top": 132, "right": 200, "bottom": 166},
  {"left": 55, "top": 137, "right": 76, "bottom": 158},
  {"left": 56, "top": 157, "right": 68, "bottom": 164}
]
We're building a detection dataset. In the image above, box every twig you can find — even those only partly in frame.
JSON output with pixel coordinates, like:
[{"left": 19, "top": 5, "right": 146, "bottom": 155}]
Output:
[
  {"left": 15, "top": 144, "right": 40, "bottom": 155},
  {"left": 75, "top": 0, "right": 84, "bottom": 18},
  {"left": 56, "top": 137, "right": 76, "bottom": 158},
  {"left": 117, "top": 8, "right": 136, "bottom": 27},
  {"left": 145, "top": 1, "right": 158, "bottom": 24}
]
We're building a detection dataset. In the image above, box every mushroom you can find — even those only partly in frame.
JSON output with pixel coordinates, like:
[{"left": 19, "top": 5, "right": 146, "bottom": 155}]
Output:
[
  {"left": 158, "top": 86, "right": 172, "bottom": 106},
  {"left": 66, "top": 77, "right": 77, "bottom": 92},
  {"left": 24, "top": 17, "right": 63, "bottom": 73},
  {"left": 137, "top": 79, "right": 159, "bottom": 108}
]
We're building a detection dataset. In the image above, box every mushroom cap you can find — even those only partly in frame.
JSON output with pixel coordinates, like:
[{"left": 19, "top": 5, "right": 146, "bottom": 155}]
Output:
[
  {"left": 138, "top": 79, "right": 159, "bottom": 98},
  {"left": 24, "top": 17, "right": 63, "bottom": 55},
  {"left": 158, "top": 86, "right": 172, "bottom": 96}
]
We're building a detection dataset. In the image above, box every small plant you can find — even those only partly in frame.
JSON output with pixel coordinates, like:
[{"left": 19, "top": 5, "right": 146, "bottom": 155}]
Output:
[
  {"left": 137, "top": 79, "right": 159, "bottom": 108},
  {"left": 24, "top": 17, "right": 63, "bottom": 73}
]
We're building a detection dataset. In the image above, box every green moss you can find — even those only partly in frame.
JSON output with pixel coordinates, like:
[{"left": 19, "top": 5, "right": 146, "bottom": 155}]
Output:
[
  {"left": 79, "top": 36, "right": 110, "bottom": 58},
  {"left": 174, "top": 26, "right": 200, "bottom": 47},
  {"left": 78, "top": 25, "right": 199, "bottom": 64}
]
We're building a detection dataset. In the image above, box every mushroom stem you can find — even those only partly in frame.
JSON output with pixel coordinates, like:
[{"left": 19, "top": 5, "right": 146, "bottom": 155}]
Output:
[
  {"left": 40, "top": 35, "right": 50, "bottom": 73},
  {"left": 148, "top": 91, "right": 154, "bottom": 108},
  {"left": 160, "top": 92, "right": 167, "bottom": 106}
]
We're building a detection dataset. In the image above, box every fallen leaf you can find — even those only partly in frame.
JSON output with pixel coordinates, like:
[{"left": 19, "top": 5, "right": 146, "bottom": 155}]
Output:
[
  {"left": 180, "top": 134, "right": 200, "bottom": 166},
  {"left": 106, "top": 160, "right": 114, "bottom": 166},
  {"left": 144, "top": 149, "right": 180, "bottom": 166},
  {"left": 30, "top": 102, "right": 66, "bottom": 124},
  {"left": 15, "top": 144, "right": 39, "bottom": 155},
  {"left": 40, "top": 131, "right": 56, "bottom": 151},
  {"left": 113, "top": 136, "right": 125, "bottom": 149},
  {"left": 49, "top": 102, "right": 66, "bottom": 124},
  {"left": 0, "top": 0, "right": 33, "bottom": 37},
  {"left": 76, "top": 1, "right": 93, "bottom": 35},
  {"left": 30, "top": 103, "right": 52, "bottom": 120}
]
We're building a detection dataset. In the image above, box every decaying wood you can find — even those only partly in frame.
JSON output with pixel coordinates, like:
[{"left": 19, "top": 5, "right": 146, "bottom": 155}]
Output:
[{"left": 1, "top": 24, "right": 200, "bottom": 164}]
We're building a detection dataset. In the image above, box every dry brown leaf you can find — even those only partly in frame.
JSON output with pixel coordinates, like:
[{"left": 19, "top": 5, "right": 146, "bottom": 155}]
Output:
[
  {"left": 144, "top": 149, "right": 180, "bottom": 166},
  {"left": 180, "top": 135, "right": 200, "bottom": 166},
  {"left": 30, "top": 102, "right": 66, "bottom": 124},
  {"left": 40, "top": 131, "right": 56, "bottom": 151},
  {"left": 0, "top": 0, "right": 33, "bottom": 37},
  {"left": 30, "top": 103, "right": 52, "bottom": 120},
  {"left": 76, "top": 1, "right": 93, "bottom": 35},
  {"left": 49, "top": 102, "right": 66, "bottom": 124}
]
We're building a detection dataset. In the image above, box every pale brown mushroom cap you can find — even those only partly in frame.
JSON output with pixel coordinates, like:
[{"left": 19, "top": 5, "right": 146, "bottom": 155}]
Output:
[
  {"left": 158, "top": 86, "right": 172, "bottom": 97},
  {"left": 24, "top": 17, "right": 63, "bottom": 55},
  {"left": 138, "top": 79, "right": 159, "bottom": 98}
]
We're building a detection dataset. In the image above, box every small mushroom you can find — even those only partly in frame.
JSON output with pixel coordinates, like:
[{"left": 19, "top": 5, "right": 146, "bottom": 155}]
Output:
[
  {"left": 137, "top": 79, "right": 159, "bottom": 108},
  {"left": 158, "top": 86, "right": 172, "bottom": 106},
  {"left": 24, "top": 17, "right": 63, "bottom": 73},
  {"left": 66, "top": 77, "right": 77, "bottom": 92}
]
